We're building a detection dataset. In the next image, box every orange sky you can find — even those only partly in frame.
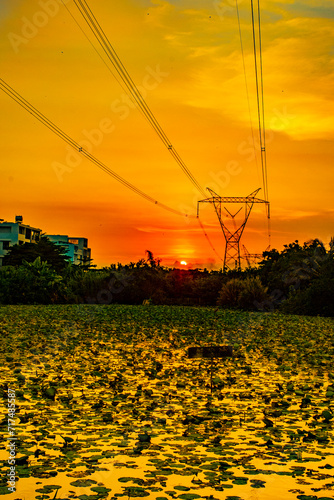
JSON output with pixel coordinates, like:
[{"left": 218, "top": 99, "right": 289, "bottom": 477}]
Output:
[{"left": 1, "top": 0, "right": 333, "bottom": 268}]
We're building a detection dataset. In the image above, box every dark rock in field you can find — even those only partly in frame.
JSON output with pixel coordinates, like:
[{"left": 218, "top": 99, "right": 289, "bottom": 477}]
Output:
[{"left": 188, "top": 345, "right": 233, "bottom": 359}]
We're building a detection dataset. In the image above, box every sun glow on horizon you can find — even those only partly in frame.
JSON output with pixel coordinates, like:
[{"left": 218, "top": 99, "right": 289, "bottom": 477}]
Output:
[{"left": 0, "top": 1, "right": 333, "bottom": 267}]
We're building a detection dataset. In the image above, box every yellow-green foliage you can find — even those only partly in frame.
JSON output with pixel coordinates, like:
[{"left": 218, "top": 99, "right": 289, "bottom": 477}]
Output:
[{"left": 217, "top": 276, "right": 268, "bottom": 310}]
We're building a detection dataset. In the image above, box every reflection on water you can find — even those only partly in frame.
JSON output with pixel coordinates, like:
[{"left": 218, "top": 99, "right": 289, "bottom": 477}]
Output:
[{"left": 0, "top": 304, "right": 333, "bottom": 499}]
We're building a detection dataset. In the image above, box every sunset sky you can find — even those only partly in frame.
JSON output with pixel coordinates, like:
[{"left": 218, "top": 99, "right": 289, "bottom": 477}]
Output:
[{"left": 1, "top": 0, "right": 333, "bottom": 268}]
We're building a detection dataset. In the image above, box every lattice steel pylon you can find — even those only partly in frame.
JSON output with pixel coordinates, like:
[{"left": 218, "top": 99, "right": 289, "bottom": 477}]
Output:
[
  {"left": 242, "top": 244, "right": 270, "bottom": 267},
  {"left": 197, "top": 188, "right": 270, "bottom": 271}
]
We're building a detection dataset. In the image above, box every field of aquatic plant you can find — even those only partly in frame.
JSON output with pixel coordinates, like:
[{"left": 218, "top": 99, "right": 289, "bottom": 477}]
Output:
[{"left": 0, "top": 305, "right": 334, "bottom": 500}]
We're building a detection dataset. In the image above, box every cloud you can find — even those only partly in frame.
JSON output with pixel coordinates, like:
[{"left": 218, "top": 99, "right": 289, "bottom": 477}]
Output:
[
  {"left": 283, "top": 1, "right": 334, "bottom": 19},
  {"left": 144, "top": 0, "right": 334, "bottom": 141},
  {"left": 1, "top": 0, "right": 333, "bottom": 267}
]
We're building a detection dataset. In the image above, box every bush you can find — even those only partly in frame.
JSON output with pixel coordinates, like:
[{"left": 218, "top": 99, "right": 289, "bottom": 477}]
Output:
[
  {"left": 0, "top": 258, "right": 64, "bottom": 304},
  {"left": 281, "top": 278, "right": 334, "bottom": 317},
  {"left": 217, "top": 278, "right": 245, "bottom": 308},
  {"left": 66, "top": 269, "right": 112, "bottom": 303},
  {"left": 217, "top": 276, "right": 269, "bottom": 311},
  {"left": 239, "top": 276, "right": 269, "bottom": 310},
  {"left": 189, "top": 274, "right": 225, "bottom": 306}
]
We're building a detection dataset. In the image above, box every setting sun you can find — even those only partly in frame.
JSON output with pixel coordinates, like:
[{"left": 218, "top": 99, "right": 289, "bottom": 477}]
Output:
[
  {"left": 180, "top": 261, "right": 187, "bottom": 266},
  {"left": 0, "top": 0, "right": 333, "bottom": 269}
]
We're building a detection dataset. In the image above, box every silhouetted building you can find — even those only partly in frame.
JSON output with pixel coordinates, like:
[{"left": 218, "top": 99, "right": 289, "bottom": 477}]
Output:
[
  {"left": 46, "top": 235, "right": 91, "bottom": 265},
  {"left": 0, "top": 216, "right": 42, "bottom": 266}
]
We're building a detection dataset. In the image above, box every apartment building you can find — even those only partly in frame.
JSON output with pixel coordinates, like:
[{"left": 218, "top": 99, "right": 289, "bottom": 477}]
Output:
[
  {"left": 46, "top": 235, "right": 91, "bottom": 265},
  {"left": 0, "top": 216, "right": 42, "bottom": 266},
  {"left": 0, "top": 216, "right": 92, "bottom": 267}
]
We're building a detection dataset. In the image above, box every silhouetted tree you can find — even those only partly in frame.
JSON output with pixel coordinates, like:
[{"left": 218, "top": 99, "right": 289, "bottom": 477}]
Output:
[
  {"left": 3, "top": 235, "right": 70, "bottom": 272},
  {"left": 146, "top": 250, "right": 161, "bottom": 268}
]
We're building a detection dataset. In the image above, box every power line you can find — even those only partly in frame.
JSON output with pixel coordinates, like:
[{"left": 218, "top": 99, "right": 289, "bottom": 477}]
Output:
[
  {"left": 197, "top": 217, "right": 224, "bottom": 263},
  {"left": 66, "top": 0, "right": 207, "bottom": 198},
  {"left": 256, "top": 0, "right": 269, "bottom": 206},
  {"left": 250, "top": 0, "right": 270, "bottom": 252},
  {"left": 235, "top": 0, "right": 260, "bottom": 184},
  {"left": 250, "top": 1, "right": 264, "bottom": 198},
  {"left": 60, "top": 0, "right": 119, "bottom": 83},
  {"left": 250, "top": 0, "right": 268, "bottom": 205},
  {"left": 0, "top": 78, "right": 196, "bottom": 219},
  {"left": 64, "top": 0, "right": 260, "bottom": 262}
]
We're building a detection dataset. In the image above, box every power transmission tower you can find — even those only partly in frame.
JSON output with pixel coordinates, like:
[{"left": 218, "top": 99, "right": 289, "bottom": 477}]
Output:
[
  {"left": 242, "top": 244, "right": 270, "bottom": 267},
  {"left": 197, "top": 188, "right": 270, "bottom": 271}
]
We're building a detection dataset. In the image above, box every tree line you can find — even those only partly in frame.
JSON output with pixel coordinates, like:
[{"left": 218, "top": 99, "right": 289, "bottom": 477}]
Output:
[{"left": 0, "top": 236, "right": 333, "bottom": 317}]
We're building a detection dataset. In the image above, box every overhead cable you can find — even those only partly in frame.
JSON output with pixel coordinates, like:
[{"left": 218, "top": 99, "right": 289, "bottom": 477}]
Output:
[
  {"left": 235, "top": 0, "right": 260, "bottom": 184},
  {"left": 68, "top": 0, "right": 207, "bottom": 198},
  {"left": 250, "top": 0, "right": 269, "bottom": 208},
  {"left": 0, "top": 78, "right": 196, "bottom": 219},
  {"left": 257, "top": 0, "right": 269, "bottom": 207},
  {"left": 197, "top": 217, "right": 224, "bottom": 262}
]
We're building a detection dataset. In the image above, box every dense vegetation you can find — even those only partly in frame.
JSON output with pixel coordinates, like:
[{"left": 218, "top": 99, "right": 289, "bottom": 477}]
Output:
[
  {"left": 0, "top": 237, "right": 333, "bottom": 316},
  {"left": 0, "top": 305, "right": 333, "bottom": 499}
]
